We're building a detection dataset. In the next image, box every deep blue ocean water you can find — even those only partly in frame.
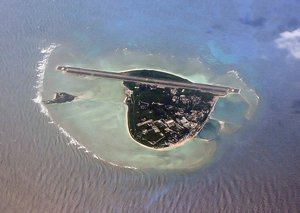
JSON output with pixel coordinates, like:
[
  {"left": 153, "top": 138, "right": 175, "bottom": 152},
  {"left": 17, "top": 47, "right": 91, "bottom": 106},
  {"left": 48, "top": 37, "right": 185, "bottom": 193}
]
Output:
[{"left": 0, "top": 0, "right": 300, "bottom": 212}]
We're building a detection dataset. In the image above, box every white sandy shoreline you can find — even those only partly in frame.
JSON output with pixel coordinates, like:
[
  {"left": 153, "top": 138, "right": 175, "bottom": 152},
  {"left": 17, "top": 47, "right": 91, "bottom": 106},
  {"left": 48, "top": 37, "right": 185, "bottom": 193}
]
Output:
[{"left": 121, "top": 74, "right": 221, "bottom": 151}]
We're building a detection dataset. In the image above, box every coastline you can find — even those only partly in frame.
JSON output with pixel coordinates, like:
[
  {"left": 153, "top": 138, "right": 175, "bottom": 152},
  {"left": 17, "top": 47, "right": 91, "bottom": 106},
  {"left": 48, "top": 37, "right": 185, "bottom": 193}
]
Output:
[{"left": 123, "top": 83, "right": 221, "bottom": 151}]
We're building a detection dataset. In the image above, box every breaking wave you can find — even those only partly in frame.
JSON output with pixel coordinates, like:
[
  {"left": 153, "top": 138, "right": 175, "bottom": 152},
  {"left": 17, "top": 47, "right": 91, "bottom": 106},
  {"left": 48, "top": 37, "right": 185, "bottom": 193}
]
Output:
[
  {"left": 34, "top": 46, "right": 258, "bottom": 170},
  {"left": 32, "top": 44, "right": 138, "bottom": 170},
  {"left": 226, "top": 70, "right": 260, "bottom": 119},
  {"left": 32, "top": 43, "right": 83, "bottom": 147},
  {"left": 32, "top": 43, "right": 58, "bottom": 117}
]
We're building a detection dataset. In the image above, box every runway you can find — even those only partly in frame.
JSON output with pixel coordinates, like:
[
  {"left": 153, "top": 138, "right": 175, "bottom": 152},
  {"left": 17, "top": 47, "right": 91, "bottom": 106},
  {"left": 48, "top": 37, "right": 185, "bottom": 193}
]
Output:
[{"left": 57, "top": 66, "right": 240, "bottom": 96}]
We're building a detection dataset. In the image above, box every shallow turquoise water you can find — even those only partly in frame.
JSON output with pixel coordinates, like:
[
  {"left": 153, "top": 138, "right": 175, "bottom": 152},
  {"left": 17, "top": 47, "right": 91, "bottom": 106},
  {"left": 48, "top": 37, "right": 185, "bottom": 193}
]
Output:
[
  {"left": 1, "top": 0, "right": 300, "bottom": 212},
  {"left": 41, "top": 46, "right": 258, "bottom": 170}
]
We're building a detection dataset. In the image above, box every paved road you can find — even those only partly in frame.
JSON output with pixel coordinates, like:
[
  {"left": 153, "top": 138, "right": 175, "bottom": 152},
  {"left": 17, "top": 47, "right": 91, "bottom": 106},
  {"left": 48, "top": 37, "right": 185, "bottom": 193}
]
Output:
[{"left": 57, "top": 66, "right": 240, "bottom": 96}]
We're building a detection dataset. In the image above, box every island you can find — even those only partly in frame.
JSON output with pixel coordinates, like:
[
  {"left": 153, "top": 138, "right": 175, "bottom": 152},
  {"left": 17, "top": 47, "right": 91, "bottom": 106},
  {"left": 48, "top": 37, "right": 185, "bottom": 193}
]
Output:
[
  {"left": 56, "top": 66, "right": 240, "bottom": 150},
  {"left": 44, "top": 92, "right": 76, "bottom": 104},
  {"left": 123, "top": 70, "right": 217, "bottom": 149}
]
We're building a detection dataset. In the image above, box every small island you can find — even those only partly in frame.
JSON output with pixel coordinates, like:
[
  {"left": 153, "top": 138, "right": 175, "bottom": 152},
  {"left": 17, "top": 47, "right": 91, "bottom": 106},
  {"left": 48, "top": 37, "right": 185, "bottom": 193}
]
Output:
[
  {"left": 44, "top": 92, "right": 76, "bottom": 104},
  {"left": 123, "top": 70, "right": 218, "bottom": 149}
]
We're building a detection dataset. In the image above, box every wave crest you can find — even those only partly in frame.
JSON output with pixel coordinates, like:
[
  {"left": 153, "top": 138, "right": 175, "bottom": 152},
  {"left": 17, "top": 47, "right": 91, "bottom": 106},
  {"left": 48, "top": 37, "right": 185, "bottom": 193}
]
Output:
[
  {"left": 32, "top": 45, "right": 138, "bottom": 170},
  {"left": 33, "top": 43, "right": 59, "bottom": 117}
]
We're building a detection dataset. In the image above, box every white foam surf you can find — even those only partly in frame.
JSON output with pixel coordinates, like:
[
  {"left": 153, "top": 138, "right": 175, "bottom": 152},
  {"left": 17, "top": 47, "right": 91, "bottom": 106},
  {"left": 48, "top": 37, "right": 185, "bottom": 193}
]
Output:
[
  {"left": 226, "top": 70, "right": 260, "bottom": 119},
  {"left": 32, "top": 44, "right": 83, "bottom": 147},
  {"left": 33, "top": 43, "right": 59, "bottom": 118},
  {"left": 32, "top": 45, "right": 138, "bottom": 170},
  {"left": 32, "top": 45, "right": 86, "bottom": 154},
  {"left": 227, "top": 70, "right": 260, "bottom": 101}
]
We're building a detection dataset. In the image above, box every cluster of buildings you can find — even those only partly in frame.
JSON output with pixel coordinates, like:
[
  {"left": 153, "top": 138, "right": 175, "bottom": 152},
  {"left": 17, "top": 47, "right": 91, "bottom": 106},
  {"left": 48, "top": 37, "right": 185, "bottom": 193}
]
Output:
[{"left": 125, "top": 84, "right": 215, "bottom": 148}]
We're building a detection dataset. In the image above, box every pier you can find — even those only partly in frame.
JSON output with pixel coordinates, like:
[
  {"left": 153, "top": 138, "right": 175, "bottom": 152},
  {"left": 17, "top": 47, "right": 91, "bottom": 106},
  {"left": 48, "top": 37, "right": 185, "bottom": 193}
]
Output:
[{"left": 57, "top": 66, "right": 240, "bottom": 96}]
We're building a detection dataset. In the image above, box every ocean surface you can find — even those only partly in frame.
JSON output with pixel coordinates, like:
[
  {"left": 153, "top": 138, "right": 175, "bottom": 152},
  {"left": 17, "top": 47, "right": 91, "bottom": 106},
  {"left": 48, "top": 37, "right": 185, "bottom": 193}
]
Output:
[{"left": 1, "top": 0, "right": 300, "bottom": 212}]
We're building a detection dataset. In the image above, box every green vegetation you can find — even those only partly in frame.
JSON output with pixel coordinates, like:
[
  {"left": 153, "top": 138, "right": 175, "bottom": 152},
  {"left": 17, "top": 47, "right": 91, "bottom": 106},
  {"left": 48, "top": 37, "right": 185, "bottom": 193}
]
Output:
[
  {"left": 123, "top": 69, "right": 216, "bottom": 149},
  {"left": 123, "top": 69, "right": 190, "bottom": 82}
]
